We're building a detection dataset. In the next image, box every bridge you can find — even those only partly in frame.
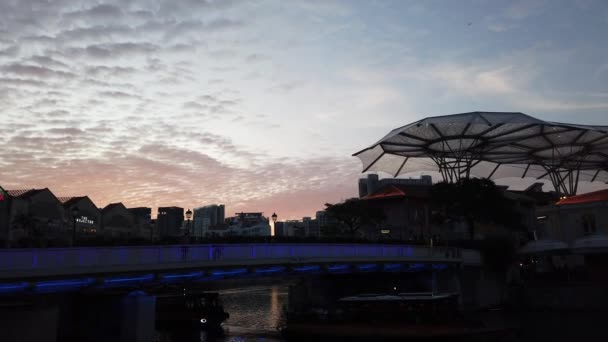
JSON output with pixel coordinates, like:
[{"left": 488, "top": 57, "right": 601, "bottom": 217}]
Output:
[
  {"left": 0, "top": 243, "right": 482, "bottom": 342},
  {"left": 0, "top": 243, "right": 480, "bottom": 293}
]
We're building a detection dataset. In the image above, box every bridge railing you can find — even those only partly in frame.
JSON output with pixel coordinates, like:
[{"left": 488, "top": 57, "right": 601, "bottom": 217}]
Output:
[{"left": 0, "top": 244, "right": 479, "bottom": 280}]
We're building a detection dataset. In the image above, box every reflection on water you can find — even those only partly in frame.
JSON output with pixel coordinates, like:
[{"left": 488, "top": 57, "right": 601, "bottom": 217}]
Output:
[
  {"left": 220, "top": 285, "right": 287, "bottom": 334},
  {"left": 156, "top": 285, "right": 287, "bottom": 342}
]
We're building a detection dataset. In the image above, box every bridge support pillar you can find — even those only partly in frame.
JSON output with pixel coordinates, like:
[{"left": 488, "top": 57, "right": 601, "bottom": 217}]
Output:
[
  {"left": 0, "top": 302, "right": 59, "bottom": 342},
  {"left": 120, "top": 291, "right": 156, "bottom": 342}
]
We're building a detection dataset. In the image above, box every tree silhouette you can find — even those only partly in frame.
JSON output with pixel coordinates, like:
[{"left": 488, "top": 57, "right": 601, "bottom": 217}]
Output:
[
  {"left": 431, "top": 178, "right": 522, "bottom": 240},
  {"left": 325, "top": 198, "right": 385, "bottom": 237}
]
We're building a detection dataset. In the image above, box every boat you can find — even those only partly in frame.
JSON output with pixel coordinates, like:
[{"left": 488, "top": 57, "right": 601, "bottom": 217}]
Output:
[
  {"left": 338, "top": 292, "right": 460, "bottom": 323},
  {"left": 284, "top": 292, "right": 511, "bottom": 340},
  {"left": 156, "top": 291, "right": 229, "bottom": 331}
]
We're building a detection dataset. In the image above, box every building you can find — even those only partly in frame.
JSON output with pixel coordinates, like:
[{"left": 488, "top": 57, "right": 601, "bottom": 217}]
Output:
[
  {"left": 301, "top": 217, "right": 320, "bottom": 237},
  {"left": 0, "top": 188, "right": 66, "bottom": 243},
  {"left": 157, "top": 206, "right": 184, "bottom": 238},
  {"left": 358, "top": 174, "right": 433, "bottom": 198},
  {"left": 283, "top": 220, "right": 306, "bottom": 237},
  {"left": 101, "top": 203, "right": 137, "bottom": 237},
  {"left": 538, "top": 189, "right": 608, "bottom": 243},
  {"left": 128, "top": 207, "right": 152, "bottom": 239},
  {"left": 193, "top": 204, "right": 225, "bottom": 237},
  {"left": 57, "top": 196, "right": 101, "bottom": 237},
  {"left": 315, "top": 210, "right": 340, "bottom": 236},
  {"left": 316, "top": 211, "right": 328, "bottom": 228},
  {"left": 361, "top": 184, "right": 432, "bottom": 240},
  {"left": 222, "top": 212, "right": 271, "bottom": 236},
  {"left": 274, "top": 221, "right": 285, "bottom": 236}
]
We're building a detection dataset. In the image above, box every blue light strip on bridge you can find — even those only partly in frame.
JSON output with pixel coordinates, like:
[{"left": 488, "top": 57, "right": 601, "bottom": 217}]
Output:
[
  {"left": 383, "top": 263, "right": 402, "bottom": 270},
  {"left": 255, "top": 266, "right": 286, "bottom": 274},
  {"left": 432, "top": 264, "right": 448, "bottom": 270},
  {"left": 36, "top": 278, "right": 95, "bottom": 290},
  {"left": 407, "top": 263, "right": 425, "bottom": 271},
  {"left": 357, "top": 264, "right": 378, "bottom": 270},
  {"left": 104, "top": 274, "right": 154, "bottom": 284},
  {"left": 0, "top": 282, "right": 29, "bottom": 293},
  {"left": 211, "top": 268, "right": 248, "bottom": 276},
  {"left": 293, "top": 265, "right": 320, "bottom": 272},
  {"left": 328, "top": 264, "right": 349, "bottom": 272},
  {"left": 161, "top": 271, "right": 203, "bottom": 280}
]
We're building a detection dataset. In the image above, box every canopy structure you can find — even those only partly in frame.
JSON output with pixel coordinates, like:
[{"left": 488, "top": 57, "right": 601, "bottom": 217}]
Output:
[{"left": 354, "top": 112, "right": 608, "bottom": 196}]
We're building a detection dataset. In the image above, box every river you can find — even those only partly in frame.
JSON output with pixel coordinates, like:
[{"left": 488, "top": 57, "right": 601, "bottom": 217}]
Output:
[
  {"left": 156, "top": 285, "right": 288, "bottom": 342},
  {"left": 155, "top": 284, "right": 607, "bottom": 342}
]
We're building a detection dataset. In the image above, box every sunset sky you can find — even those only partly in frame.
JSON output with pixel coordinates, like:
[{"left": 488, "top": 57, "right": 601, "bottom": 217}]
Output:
[{"left": 1, "top": 0, "right": 608, "bottom": 219}]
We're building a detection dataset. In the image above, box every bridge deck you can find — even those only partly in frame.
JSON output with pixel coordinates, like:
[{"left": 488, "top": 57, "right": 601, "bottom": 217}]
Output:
[{"left": 0, "top": 244, "right": 481, "bottom": 281}]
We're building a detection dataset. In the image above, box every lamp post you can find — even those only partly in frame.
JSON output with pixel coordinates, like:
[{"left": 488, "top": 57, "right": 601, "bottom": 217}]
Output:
[
  {"left": 271, "top": 212, "right": 277, "bottom": 236},
  {"left": 72, "top": 206, "right": 79, "bottom": 246},
  {"left": 185, "top": 209, "right": 193, "bottom": 239}
]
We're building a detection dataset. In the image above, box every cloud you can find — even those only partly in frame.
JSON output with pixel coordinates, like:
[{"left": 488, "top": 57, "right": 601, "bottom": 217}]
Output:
[
  {"left": 98, "top": 90, "right": 142, "bottom": 100},
  {"left": 0, "top": 45, "right": 19, "bottom": 57},
  {"left": 1, "top": 0, "right": 606, "bottom": 220},
  {"left": 27, "top": 56, "right": 70, "bottom": 69},
  {"left": 1, "top": 63, "right": 75, "bottom": 79},
  {"left": 63, "top": 4, "right": 124, "bottom": 21},
  {"left": 64, "top": 42, "right": 160, "bottom": 59},
  {"left": 58, "top": 25, "right": 132, "bottom": 41},
  {"left": 504, "top": 0, "right": 545, "bottom": 20},
  {"left": 86, "top": 65, "right": 138, "bottom": 77}
]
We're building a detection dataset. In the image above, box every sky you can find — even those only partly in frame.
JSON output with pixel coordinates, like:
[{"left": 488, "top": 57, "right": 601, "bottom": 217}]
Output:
[{"left": 1, "top": 0, "right": 608, "bottom": 220}]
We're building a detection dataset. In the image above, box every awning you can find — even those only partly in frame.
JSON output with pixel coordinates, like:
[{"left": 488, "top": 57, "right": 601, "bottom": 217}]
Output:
[
  {"left": 571, "top": 234, "right": 608, "bottom": 254},
  {"left": 518, "top": 239, "right": 569, "bottom": 255}
]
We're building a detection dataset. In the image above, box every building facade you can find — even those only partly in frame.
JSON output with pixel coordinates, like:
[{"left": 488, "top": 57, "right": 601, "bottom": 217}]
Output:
[
  {"left": 128, "top": 207, "right": 152, "bottom": 239},
  {"left": 193, "top": 204, "right": 225, "bottom": 237},
  {"left": 101, "top": 203, "right": 137, "bottom": 237},
  {"left": 1, "top": 188, "right": 66, "bottom": 243},
  {"left": 538, "top": 189, "right": 608, "bottom": 243},
  {"left": 58, "top": 196, "right": 101, "bottom": 238},
  {"left": 157, "top": 206, "right": 184, "bottom": 238}
]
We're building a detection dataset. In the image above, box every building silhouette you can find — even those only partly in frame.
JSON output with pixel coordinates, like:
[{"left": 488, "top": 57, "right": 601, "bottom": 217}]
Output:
[
  {"left": 358, "top": 174, "right": 432, "bottom": 198},
  {"left": 101, "top": 203, "right": 136, "bottom": 238},
  {"left": 58, "top": 196, "right": 101, "bottom": 237},
  {"left": 128, "top": 207, "right": 152, "bottom": 239},
  {"left": 157, "top": 207, "right": 184, "bottom": 238},
  {"left": 0, "top": 188, "right": 65, "bottom": 242}
]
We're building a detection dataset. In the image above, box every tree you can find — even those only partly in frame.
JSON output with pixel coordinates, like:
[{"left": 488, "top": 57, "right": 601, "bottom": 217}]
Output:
[
  {"left": 324, "top": 198, "right": 385, "bottom": 237},
  {"left": 431, "top": 178, "right": 522, "bottom": 240}
]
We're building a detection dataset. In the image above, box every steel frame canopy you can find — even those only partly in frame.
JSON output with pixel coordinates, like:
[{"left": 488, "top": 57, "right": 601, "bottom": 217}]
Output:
[{"left": 353, "top": 112, "right": 608, "bottom": 196}]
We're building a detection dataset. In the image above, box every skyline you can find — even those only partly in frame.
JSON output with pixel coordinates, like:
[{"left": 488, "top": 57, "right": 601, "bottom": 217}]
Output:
[{"left": 2, "top": 0, "right": 608, "bottom": 219}]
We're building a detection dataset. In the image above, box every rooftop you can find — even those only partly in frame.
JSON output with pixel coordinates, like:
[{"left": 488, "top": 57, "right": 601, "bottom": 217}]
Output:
[{"left": 557, "top": 189, "right": 608, "bottom": 206}]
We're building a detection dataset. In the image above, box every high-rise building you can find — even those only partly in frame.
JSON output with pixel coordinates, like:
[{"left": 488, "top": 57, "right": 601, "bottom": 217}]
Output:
[
  {"left": 193, "top": 204, "right": 225, "bottom": 237},
  {"left": 157, "top": 207, "right": 184, "bottom": 238}
]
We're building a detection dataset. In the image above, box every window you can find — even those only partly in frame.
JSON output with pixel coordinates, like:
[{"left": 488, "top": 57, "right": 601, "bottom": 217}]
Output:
[{"left": 582, "top": 213, "right": 596, "bottom": 235}]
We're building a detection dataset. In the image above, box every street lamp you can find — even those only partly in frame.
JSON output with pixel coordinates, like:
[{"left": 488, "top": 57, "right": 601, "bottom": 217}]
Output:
[
  {"left": 185, "top": 209, "right": 193, "bottom": 237},
  {"left": 271, "top": 212, "right": 277, "bottom": 236},
  {"left": 72, "top": 206, "right": 79, "bottom": 246}
]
